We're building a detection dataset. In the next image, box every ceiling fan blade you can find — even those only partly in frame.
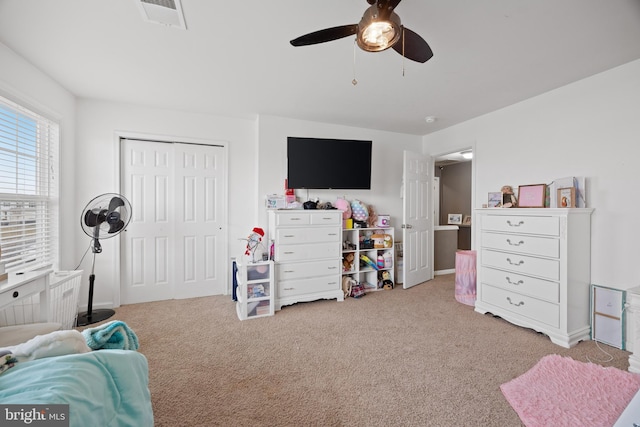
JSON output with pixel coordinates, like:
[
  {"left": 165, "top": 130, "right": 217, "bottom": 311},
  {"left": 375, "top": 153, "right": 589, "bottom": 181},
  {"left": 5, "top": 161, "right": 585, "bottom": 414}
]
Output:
[
  {"left": 392, "top": 27, "right": 434, "bottom": 63},
  {"left": 290, "top": 25, "right": 358, "bottom": 47}
]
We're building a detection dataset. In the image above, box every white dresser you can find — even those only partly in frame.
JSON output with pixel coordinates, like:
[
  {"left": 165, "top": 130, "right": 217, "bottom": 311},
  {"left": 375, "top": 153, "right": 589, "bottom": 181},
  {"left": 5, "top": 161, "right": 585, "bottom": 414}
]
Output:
[
  {"left": 475, "top": 208, "right": 594, "bottom": 348},
  {"left": 268, "top": 210, "right": 344, "bottom": 310}
]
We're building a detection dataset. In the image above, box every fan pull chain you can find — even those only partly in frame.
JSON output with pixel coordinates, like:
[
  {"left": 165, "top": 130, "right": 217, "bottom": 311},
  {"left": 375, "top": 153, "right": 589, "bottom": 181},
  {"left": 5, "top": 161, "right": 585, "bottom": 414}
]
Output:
[
  {"left": 352, "top": 39, "right": 358, "bottom": 86},
  {"left": 402, "top": 27, "right": 406, "bottom": 77}
]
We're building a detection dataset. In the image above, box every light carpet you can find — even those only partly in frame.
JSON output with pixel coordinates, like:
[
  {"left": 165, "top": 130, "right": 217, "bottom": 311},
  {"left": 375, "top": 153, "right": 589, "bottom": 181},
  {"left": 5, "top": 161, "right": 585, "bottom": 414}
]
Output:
[{"left": 501, "top": 354, "right": 640, "bottom": 427}]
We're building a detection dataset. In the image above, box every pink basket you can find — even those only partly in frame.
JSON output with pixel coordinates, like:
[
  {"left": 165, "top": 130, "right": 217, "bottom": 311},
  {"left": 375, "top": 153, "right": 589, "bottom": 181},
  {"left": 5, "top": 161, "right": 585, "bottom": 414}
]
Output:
[{"left": 455, "top": 250, "right": 477, "bottom": 306}]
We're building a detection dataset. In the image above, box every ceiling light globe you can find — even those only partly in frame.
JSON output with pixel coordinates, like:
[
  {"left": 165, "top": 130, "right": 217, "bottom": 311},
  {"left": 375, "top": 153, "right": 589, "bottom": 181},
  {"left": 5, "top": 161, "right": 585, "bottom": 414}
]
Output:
[{"left": 357, "top": 6, "right": 401, "bottom": 52}]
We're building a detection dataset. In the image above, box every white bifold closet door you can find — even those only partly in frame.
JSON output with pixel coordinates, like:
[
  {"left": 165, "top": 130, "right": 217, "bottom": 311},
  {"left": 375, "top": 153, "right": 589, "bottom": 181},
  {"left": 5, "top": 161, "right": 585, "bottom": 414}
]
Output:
[{"left": 120, "top": 138, "right": 226, "bottom": 304}]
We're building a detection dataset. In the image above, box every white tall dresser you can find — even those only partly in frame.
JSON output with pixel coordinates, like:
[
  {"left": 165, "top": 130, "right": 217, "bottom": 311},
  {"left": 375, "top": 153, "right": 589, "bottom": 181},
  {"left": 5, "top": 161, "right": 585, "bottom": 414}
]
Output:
[
  {"left": 475, "top": 208, "right": 594, "bottom": 348},
  {"left": 268, "top": 210, "right": 344, "bottom": 310}
]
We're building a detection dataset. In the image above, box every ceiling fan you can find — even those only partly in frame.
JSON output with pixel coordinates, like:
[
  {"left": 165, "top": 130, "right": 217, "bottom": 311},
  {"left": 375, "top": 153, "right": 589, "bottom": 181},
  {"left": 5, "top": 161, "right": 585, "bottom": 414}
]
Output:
[{"left": 290, "top": 0, "right": 433, "bottom": 63}]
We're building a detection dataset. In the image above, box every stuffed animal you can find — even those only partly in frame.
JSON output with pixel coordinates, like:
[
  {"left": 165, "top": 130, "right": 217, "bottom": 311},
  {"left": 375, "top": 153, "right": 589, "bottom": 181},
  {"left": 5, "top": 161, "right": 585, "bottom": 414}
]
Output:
[
  {"left": 335, "top": 198, "right": 352, "bottom": 220},
  {"left": 342, "top": 252, "right": 355, "bottom": 272},
  {"left": 342, "top": 276, "right": 356, "bottom": 298},
  {"left": 367, "top": 205, "right": 378, "bottom": 228},
  {"left": 501, "top": 185, "right": 518, "bottom": 208},
  {"left": 350, "top": 199, "right": 368, "bottom": 222},
  {"left": 381, "top": 271, "right": 394, "bottom": 290}
]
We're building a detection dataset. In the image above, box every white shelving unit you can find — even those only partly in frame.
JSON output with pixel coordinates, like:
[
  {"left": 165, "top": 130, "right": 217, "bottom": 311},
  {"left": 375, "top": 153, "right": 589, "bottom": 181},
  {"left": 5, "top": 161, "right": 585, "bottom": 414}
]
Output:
[
  {"left": 236, "top": 260, "right": 274, "bottom": 320},
  {"left": 342, "top": 227, "right": 395, "bottom": 292}
]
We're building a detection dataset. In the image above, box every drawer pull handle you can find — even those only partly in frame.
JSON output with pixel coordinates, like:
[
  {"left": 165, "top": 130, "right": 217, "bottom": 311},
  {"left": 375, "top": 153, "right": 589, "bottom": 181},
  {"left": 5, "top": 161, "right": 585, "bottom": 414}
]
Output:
[
  {"left": 284, "top": 234, "right": 295, "bottom": 237},
  {"left": 506, "top": 220, "right": 525, "bottom": 227},
  {"left": 328, "top": 266, "right": 337, "bottom": 270},
  {"left": 505, "top": 277, "right": 524, "bottom": 286},
  {"left": 284, "top": 251, "right": 295, "bottom": 254},
  {"left": 12, "top": 291, "right": 19, "bottom": 298},
  {"left": 506, "top": 258, "right": 524, "bottom": 266},
  {"left": 507, "top": 297, "right": 525, "bottom": 307},
  {"left": 328, "top": 233, "right": 338, "bottom": 236},
  {"left": 284, "top": 270, "right": 295, "bottom": 273},
  {"left": 506, "top": 239, "right": 524, "bottom": 246},
  {"left": 284, "top": 287, "right": 295, "bottom": 290}
]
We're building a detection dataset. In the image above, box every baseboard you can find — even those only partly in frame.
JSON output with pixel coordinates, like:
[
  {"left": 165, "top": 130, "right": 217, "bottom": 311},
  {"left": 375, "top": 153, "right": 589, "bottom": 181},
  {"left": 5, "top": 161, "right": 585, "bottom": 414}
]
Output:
[{"left": 435, "top": 269, "right": 455, "bottom": 276}]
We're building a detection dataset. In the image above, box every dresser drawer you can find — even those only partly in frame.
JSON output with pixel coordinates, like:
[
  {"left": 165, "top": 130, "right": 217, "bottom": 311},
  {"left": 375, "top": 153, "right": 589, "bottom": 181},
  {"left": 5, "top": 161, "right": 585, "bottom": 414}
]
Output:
[
  {"left": 481, "top": 249, "right": 559, "bottom": 281},
  {"left": 278, "top": 275, "right": 340, "bottom": 298},
  {"left": 482, "top": 215, "right": 559, "bottom": 236},
  {"left": 310, "top": 213, "right": 341, "bottom": 225},
  {"left": 481, "top": 232, "right": 559, "bottom": 258},
  {"left": 0, "top": 277, "right": 46, "bottom": 308},
  {"left": 481, "top": 266, "right": 559, "bottom": 303},
  {"left": 275, "top": 242, "right": 340, "bottom": 262},
  {"left": 481, "top": 283, "right": 560, "bottom": 328},
  {"left": 275, "top": 227, "right": 340, "bottom": 245},
  {"left": 276, "top": 259, "right": 340, "bottom": 281},
  {"left": 274, "top": 212, "right": 311, "bottom": 226}
]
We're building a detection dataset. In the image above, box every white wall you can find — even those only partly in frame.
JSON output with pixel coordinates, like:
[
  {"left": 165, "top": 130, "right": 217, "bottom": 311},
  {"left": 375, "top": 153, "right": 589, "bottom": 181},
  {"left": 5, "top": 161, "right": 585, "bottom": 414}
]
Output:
[
  {"left": 74, "top": 99, "right": 258, "bottom": 309},
  {"left": 423, "top": 59, "right": 640, "bottom": 290},
  {"left": 0, "top": 42, "right": 77, "bottom": 271},
  {"left": 257, "top": 115, "right": 423, "bottom": 241}
]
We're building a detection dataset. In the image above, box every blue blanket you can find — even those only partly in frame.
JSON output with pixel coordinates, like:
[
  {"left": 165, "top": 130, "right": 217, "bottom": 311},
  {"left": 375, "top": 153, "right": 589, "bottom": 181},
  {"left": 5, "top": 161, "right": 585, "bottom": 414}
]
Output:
[
  {"left": 0, "top": 350, "right": 153, "bottom": 427},
  {"left": 81, "top": 320, "right": 139, "bottom": 350}
]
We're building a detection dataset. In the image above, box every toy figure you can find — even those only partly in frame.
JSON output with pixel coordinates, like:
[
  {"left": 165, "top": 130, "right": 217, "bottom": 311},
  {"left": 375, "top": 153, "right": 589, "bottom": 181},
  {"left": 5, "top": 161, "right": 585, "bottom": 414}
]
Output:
[
  {"left": 381, "top": 271, "right": 394, "bottom": 290},
  {"left": 343, "top": 252, "right": 355, "bottom": 272},
  {"left": 243, "top": 227, "right": 265, "bottom": 261},
  {"left": 501, "top": 185, "right": 518, "bottom": 208}
]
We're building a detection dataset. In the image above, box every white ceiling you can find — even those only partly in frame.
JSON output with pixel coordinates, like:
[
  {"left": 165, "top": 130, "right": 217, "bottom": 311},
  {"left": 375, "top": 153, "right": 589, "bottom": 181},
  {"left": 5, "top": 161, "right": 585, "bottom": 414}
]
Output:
[{"left": 1, "top": 0, "right": 639, "bottom": 135}]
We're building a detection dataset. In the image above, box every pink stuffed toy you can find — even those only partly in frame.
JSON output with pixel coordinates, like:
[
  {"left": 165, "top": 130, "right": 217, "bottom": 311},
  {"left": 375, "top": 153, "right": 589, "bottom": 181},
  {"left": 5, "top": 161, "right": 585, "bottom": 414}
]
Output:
[{"left": 335, "top": 198, "right": 352, "bottom": 220}]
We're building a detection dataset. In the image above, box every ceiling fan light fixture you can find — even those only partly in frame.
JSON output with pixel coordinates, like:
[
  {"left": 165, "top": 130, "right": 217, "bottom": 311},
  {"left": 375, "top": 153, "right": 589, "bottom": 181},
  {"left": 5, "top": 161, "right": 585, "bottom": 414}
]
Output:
[{"left": 356, "top": 6, "right": 401, "bottom": 52}]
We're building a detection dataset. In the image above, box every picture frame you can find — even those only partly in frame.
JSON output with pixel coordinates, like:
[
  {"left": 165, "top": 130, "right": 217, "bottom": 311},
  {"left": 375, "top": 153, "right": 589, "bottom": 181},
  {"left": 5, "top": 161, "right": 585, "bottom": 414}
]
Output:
[
  {"left": 462, "top": 215, "right": 471, "bottom": 226},
  {"left": 447, "top": 213, "right": 462, "bottom": 225},
  {"left": 517, "top": 184, "right": 547, "bottom": 208},
  {"left": 488, "top": 192, "right": 502, "bottom": 208},
  {"left": 557, "top": 187, "right": 576, "bottom": 208}
]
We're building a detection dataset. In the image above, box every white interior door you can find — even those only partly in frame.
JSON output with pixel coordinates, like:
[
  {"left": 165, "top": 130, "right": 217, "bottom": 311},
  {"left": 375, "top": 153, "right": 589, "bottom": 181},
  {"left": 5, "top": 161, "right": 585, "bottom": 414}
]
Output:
[
  {"left": 402, "top": 150, "right": 433, "bottom": 288},
  {"left": 120, "top": 138, "right": 226, "bottom": 304},
  {"left": 174, "top": 143, "right": 225, "bottom": 299}
]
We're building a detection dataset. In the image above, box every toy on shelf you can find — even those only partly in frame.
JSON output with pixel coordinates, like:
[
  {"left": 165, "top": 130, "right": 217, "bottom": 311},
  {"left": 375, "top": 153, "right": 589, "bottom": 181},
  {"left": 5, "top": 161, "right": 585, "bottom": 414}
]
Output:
[
  {"left": 360, "top": 254, "right": 379, "bottom": 270},
  {"left": 343, "top": 252, "right": 355, "bottom": 272},
  {"left": 379, "top": 270, "right": 394, "bottom": 290},
  {"left": 342, "top": 276, "right": 356, "bottom": 298}
]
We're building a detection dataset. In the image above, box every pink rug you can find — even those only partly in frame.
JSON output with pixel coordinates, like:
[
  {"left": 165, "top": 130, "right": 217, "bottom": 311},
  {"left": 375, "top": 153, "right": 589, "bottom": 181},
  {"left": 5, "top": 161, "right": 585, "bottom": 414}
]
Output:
[{"left": 501, "top": 354, "right": 640, "bottom": 427}]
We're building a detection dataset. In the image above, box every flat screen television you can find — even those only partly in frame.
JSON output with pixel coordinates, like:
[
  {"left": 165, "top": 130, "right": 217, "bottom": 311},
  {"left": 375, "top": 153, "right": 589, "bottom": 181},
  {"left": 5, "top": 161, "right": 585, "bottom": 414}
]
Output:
[{"left": 287, "top": 137, "right": 372, "bottom": 189}]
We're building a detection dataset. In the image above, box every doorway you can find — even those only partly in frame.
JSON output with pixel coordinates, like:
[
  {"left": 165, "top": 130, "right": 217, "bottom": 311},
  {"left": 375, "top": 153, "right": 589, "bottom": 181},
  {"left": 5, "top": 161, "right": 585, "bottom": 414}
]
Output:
[
  {"left": 119, "top": 136, "right": 228, "bottom": 305},
  {"left": 433, "top": 149, "right": 473, "bottom": 274}
]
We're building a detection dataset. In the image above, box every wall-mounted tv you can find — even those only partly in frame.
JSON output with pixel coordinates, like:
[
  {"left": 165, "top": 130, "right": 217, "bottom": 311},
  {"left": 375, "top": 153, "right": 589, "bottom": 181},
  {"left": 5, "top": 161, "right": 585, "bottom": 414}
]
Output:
[{"left": 287, "top": 137, "right": 372, "bottom": 190}]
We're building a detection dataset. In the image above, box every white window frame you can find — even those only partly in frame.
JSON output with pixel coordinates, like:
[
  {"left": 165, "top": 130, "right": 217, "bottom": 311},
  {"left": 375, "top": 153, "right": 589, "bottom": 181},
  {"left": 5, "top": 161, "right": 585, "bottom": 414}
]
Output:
[{"left": 0, "top": 94, "right": 59, "bottom": 273}]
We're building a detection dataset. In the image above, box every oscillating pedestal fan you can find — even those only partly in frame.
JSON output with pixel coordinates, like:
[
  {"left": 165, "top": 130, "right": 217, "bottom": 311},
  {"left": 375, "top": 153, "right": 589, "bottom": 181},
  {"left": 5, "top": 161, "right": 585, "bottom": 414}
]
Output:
[{"left": 76, "top": 193, "right": 132, "bottom": 327}]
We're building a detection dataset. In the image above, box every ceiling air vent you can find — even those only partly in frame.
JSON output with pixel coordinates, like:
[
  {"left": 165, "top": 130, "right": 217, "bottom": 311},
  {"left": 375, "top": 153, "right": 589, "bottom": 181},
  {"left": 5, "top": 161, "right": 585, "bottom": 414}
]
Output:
[{"left": 135, "top": 0, "right": 187, "bottom": 30}]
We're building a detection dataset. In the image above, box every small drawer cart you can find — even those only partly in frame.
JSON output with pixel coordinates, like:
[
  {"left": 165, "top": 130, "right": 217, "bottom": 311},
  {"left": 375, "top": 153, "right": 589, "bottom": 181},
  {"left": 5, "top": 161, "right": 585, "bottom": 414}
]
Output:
[{"left": 236, "top": 260, "right": 274, "bottom": 320}]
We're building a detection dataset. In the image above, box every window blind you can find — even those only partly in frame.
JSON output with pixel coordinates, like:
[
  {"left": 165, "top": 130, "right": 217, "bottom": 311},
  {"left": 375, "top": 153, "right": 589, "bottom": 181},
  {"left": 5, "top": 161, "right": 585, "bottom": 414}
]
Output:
[{"left": 0, "top": 95, "right": 58, "bottom": 272}]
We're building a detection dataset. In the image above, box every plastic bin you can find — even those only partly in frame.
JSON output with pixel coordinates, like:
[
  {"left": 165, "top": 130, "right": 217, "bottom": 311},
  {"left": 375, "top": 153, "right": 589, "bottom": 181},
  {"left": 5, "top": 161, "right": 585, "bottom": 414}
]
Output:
[
  {"left": 454, "top": 250, "right": 476, "bottom": 306},
  {"left": 0, "top": 270, "right": 83, "bottom": 329}
]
